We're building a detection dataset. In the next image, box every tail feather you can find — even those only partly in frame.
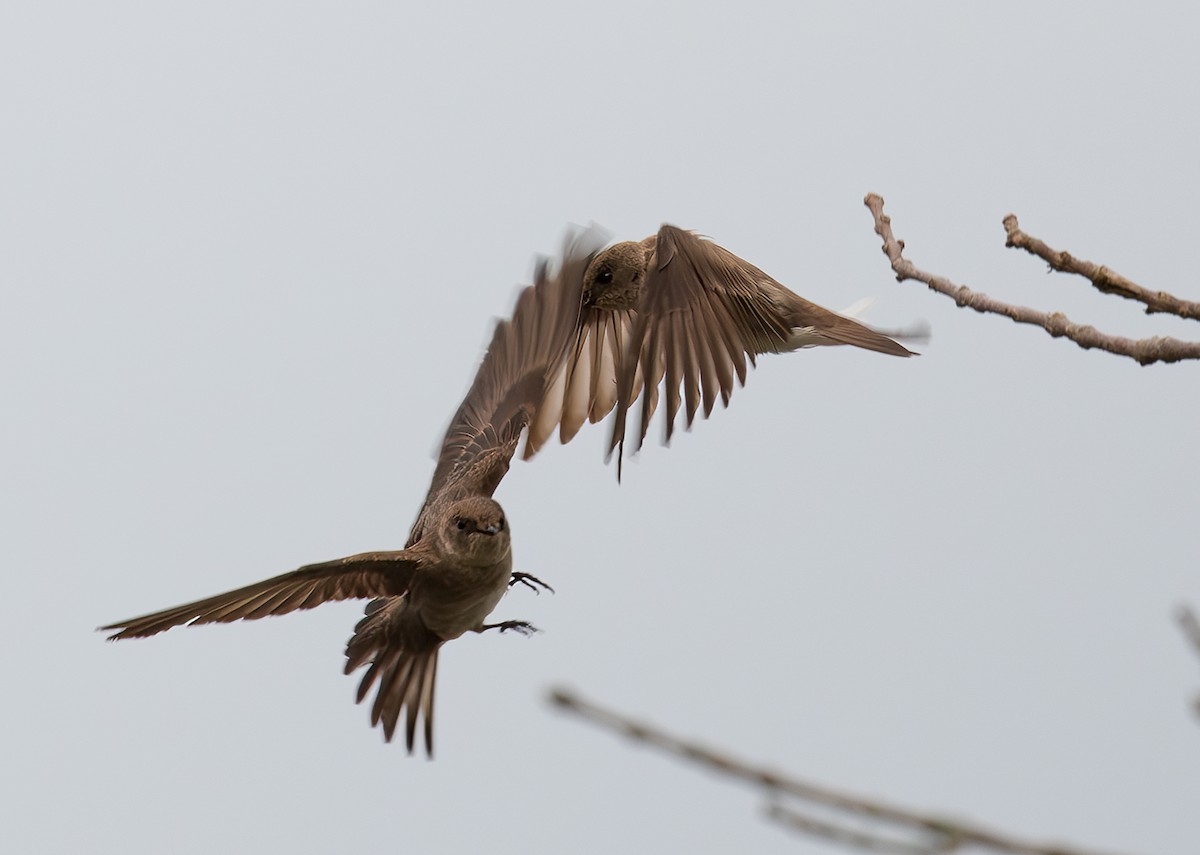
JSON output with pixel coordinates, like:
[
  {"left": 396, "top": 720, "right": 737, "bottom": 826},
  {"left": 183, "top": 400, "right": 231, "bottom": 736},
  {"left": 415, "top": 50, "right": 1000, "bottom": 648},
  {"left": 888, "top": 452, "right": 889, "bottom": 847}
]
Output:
[
  {"left": 810, "top": 317, "right": 917, "bottom": 357},
  {"left": 344, "top": 597, "right": 442, "bottom": 755},
  {"left": 788, "top": 314, "right": 918, "bottom": 357},
  {"left": 403, "top": 654, "right": 429, "bottom": 751},
  {"left": 373, "top": 653, "right": 415, "bottom": 739},
  {"left": 352, "top": 646, "right": 439, "bottom": 755},
  {"left": 423, "top": 652, "right": 438, "bottom": 755}
]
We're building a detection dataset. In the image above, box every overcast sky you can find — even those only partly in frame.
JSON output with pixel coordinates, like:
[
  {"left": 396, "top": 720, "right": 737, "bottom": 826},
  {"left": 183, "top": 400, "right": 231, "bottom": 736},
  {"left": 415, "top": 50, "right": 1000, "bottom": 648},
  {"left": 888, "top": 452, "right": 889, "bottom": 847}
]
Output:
[{"left": 4, "top": 3, "right": 1198, "bottom": 854}]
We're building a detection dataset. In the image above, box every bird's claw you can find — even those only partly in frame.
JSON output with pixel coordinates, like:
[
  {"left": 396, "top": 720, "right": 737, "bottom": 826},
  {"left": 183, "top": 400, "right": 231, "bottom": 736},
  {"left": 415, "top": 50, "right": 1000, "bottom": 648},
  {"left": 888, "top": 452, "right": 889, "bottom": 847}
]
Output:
[
  {"left": 509, "top": 572, "right": 555, "bottom": 595},
  {"left": 479, "top": 620, "right": 539, "bottom": 637}
]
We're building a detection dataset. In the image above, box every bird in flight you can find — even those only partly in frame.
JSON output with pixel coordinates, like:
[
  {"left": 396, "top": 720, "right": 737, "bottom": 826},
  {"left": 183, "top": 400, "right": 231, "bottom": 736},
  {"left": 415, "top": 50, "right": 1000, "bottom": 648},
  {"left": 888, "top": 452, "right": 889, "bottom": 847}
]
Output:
[
  {"left": 101, "top": 223, "right": 918, "bottom": 756},
  {"left": 524, "top": 223, "right": 918, "bottom": 470},
  {"left": 101, "top": 226, "right": 610, "bottom": 756}
]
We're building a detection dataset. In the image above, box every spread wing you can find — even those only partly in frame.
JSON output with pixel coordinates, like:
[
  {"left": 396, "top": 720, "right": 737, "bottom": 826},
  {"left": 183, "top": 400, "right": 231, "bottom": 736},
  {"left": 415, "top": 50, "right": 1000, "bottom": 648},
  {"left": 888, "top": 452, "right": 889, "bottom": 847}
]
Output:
[
  {"left": 523, "top": 299, "right": 636, "bottom": 460},
  {"left": 607, "top": 224, "right": 914, "bottom": 459},
  {"left": 101, "top": 551, "right": 420, "bottom": 640},
  {"left": 611, "top": 225, "right": 789, "bottom": 454},
  {"left": 407, "top": 224, "right": 609, "bottom": 543}
]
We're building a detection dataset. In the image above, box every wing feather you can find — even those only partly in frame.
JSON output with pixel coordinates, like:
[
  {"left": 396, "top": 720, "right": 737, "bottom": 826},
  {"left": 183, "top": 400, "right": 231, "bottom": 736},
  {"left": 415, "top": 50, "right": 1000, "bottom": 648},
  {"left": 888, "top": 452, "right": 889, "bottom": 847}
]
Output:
[
  {"left": 412, "top": 225, "right": 609, "bottom": 542},
  {"left": 102, "top": 551, "right": 419, "bottom": 640},
  {"left": 607, "top": 224, "right": 913, "bottom": 458}
]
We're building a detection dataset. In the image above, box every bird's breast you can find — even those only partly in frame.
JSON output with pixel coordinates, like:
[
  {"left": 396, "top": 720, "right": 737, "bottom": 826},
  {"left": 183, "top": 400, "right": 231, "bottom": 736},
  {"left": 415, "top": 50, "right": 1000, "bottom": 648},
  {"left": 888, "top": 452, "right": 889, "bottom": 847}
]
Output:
[{"left": 416, "top": 555, "right": 512, "bottom": 641}]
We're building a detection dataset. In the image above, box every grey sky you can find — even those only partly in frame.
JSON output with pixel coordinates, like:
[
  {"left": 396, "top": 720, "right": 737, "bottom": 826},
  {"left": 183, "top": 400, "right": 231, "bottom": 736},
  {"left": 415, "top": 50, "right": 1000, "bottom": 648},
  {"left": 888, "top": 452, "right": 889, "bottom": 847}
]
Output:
[{"left": 4, "top": 3, "right": 1198, "bottom": 853}]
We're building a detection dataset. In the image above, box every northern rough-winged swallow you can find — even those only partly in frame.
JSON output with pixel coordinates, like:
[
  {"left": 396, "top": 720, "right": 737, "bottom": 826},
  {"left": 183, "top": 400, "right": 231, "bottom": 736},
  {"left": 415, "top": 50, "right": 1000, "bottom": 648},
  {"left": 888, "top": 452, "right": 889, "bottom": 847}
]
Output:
[
  {"left": 102, "top": 222, "right": 919, "bottom": 755},
  {"left": 524, "top": 224, "right": 918, "bottom": 470},
  {"left": 101, "top": 226, "right": 610, "bottom": 756}
]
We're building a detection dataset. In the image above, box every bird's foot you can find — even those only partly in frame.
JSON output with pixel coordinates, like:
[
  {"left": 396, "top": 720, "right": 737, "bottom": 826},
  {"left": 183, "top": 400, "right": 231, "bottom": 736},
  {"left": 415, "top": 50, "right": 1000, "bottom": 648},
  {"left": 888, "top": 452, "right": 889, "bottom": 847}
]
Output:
[
  {"left": 509, "top": 572, "right": 555, "bottom": 595},
  {"left": 479, "top": 620, "right": 540, "bottom": 636}
]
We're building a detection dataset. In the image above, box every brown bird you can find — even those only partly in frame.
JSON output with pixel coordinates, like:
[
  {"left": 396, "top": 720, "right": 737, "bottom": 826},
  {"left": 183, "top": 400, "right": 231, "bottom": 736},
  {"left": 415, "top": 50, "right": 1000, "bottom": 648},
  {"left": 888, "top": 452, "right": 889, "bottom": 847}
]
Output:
[
  {"left": 101, "top": 225, "right": 610, "bottom": 756},
  {"left": 102, "top": 223, "right": 919, "bottom": 754},
  {"left": 524, "top": 224, "right": 919, "bottom": 471}
]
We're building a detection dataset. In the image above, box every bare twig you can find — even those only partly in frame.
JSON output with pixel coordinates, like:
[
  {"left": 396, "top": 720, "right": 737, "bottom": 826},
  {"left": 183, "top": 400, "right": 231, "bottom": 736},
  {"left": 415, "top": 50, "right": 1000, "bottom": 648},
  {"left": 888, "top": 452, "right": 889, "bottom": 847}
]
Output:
[
  {"left": 1002, "top": 216, "right": 1200, "bottom": 321},
  {"left": 549, "top": 687, "right": 1137, "bottom": 855},
  {"left": 1176, "top": 605, "right": 1200, "bottom": 719},
  {"left": 862, "top": 194, "right": 1200, "bottom": 366},
  {"left": 765, "top": 802, "right": 953, "bottom": 855}
]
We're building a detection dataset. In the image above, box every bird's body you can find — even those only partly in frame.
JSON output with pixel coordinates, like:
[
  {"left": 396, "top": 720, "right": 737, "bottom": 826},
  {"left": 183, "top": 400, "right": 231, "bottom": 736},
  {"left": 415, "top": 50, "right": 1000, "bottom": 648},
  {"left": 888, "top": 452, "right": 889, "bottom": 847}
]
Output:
[{"left": 340, "top": 495, "right": 517, "bottom": 752}]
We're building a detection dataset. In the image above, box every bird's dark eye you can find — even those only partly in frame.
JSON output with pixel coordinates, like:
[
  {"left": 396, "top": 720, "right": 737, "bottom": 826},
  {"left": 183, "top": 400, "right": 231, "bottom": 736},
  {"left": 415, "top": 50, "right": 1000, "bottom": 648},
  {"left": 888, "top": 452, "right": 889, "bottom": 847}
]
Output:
[
  {"left": 456, "top": 519, "right": 467, "bottom": 531},
  {"left": 595, "top": 266, "right": 613, "bottom": 286}
]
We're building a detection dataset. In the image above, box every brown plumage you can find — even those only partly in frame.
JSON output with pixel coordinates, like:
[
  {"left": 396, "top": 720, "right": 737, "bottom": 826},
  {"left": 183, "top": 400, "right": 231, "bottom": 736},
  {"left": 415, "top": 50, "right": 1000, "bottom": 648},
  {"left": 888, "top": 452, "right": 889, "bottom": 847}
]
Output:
[
  {"left": 102, "top": 222, "right": 918, "bottom": 752},
  {"left": 524, "top": 224, "right": 918, "bottom": 471},
  {"left": 101, "top": 225, "right": 609, "bottom": 756}
]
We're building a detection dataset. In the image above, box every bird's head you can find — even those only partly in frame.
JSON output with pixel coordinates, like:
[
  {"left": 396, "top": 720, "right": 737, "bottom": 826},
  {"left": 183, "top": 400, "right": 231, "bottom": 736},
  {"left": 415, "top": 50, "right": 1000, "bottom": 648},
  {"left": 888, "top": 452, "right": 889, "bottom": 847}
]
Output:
[
  {"left": 583, "top": 242, "right": 648, "bottom": 309},
  {"left": 440, "top": 496, "right": 511, "bottom": 566}
]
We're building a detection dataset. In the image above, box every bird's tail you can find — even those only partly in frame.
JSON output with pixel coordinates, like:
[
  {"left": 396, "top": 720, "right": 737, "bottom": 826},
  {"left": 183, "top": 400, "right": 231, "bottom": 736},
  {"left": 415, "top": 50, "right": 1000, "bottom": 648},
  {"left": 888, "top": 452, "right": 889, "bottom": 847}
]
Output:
[
  {"left": 787, "top": 297, "right": 922, "bottom": 357},
  {"left": 345, "top": 598, "right": 441, "bottom": 756}
]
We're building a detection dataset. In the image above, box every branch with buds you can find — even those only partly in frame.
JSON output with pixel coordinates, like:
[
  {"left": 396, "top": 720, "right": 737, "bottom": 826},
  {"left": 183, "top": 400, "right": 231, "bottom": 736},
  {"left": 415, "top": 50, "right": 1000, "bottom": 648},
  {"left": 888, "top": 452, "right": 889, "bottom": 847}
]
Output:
[{"left": 862, "top": 194, "right": 1200, "bottom": 365}]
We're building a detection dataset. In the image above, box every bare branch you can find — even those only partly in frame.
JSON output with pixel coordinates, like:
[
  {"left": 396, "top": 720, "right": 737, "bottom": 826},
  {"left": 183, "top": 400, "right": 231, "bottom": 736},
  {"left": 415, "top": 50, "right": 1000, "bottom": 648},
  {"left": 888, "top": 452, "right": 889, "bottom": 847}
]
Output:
[
  {"left": 765, "top": 802, "right": 954, "bottom": 855},
  {"left": 549, "top": 687, "right": 1138, "bottom": 855},
  {"left": 1176, "top": 605, "right": 1200, "bottom": 720},
  {"left": 862, "top": 193, "right": 1200, "bottom": 366},
  {"left": 1002, "top": 215, "right": 1200, "bottom": 321}
]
